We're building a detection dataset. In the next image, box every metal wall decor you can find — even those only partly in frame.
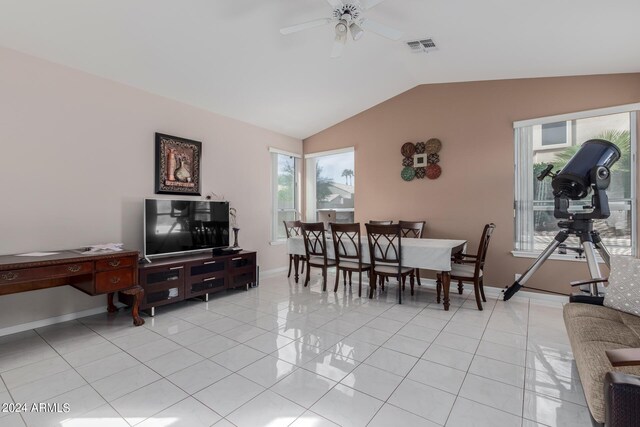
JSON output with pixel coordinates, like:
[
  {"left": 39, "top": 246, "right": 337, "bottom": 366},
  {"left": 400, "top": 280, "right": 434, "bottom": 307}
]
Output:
[
  {"left": 400, "top": 139, "right": 442, "bottom": 181},
  {"left": 155, "top": 133, "right": 202, "bottom": 195}
]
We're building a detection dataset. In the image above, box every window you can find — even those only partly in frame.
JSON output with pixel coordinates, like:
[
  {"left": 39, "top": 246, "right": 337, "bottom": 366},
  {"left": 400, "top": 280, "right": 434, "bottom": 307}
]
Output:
[
  {"left": 514, "top": 106, "right": 638, "bottom": 257},
  {"left": 305, "top": 148, "right": 355, "bottom": 225},
  {"left": 270, "top": 149, "right": 301, "bottom": 241}
]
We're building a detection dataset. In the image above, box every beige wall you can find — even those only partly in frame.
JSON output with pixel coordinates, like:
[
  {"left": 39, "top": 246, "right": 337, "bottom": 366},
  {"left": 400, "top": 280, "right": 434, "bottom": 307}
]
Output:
[
  {"left": 0, "top": 47, "right": 301, "bottom": 330},
  {"left": 304, "top": 74, "right": 640, "bottom": 295}
]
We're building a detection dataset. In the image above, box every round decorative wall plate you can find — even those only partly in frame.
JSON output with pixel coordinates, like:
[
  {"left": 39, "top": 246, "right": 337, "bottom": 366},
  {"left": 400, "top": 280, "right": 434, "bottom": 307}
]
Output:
[
  {"left": 401, "top": 166, "right": 416, "bottom": 181},
  {"left": 415, "top": 167, "right": 426, "bottom": 179},
  {"left": 425, "top": 138, "right": 442, "bottom": 154},
  {"left": 401, "top": 142, "right": 416, "bottom": 158},
  {"left": 426, "top": 164, "right": 442, "bottom": 179},
  {"left": 415, "top": 142, "right": 426, "bottom": 154}
]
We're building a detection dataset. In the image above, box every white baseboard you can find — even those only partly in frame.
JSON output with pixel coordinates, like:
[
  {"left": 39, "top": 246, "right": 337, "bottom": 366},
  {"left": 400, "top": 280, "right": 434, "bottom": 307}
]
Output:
[
  {"left": 0, "top": 303, "right": 125, "bottom": 338},
  {"left": 259, "top": 266, "right": 288, "bottom": 278}
]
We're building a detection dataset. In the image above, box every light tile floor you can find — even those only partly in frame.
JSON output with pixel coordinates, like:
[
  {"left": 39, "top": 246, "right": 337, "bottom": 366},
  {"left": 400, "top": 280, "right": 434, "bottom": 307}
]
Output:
[{"left": 0, "top": 271, "right": 591, "bottom": 427}]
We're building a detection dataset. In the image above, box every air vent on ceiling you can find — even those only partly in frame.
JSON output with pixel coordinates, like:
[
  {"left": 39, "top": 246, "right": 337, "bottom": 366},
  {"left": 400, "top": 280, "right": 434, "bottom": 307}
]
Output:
[{"left": 407, "top": 38, "right": 437, "bottom": 53}]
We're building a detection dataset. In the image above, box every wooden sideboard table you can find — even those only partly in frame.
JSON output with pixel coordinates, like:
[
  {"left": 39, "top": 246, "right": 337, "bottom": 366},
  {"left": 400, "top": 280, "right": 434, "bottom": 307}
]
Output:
[{"left": 0, "top": 249, "right": 144, "bottom": 326}]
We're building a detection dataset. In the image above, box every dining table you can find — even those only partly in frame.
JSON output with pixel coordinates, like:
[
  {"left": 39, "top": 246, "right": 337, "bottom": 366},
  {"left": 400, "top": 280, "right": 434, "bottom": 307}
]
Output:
[{"left": 286, "top": 235, "right": 466, "bottom": 310}]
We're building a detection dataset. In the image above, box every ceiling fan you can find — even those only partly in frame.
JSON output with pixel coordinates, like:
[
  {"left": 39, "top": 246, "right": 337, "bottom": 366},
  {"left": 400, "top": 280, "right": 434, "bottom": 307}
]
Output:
[{"left": 279, "top": 0, "right": 403, "bottom": 58}]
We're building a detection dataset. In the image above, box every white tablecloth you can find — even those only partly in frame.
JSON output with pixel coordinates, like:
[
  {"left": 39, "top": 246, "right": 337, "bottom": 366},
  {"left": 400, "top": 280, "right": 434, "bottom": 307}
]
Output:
[{"left": 287, "top": 236, "right": 466, "bottom": 272}]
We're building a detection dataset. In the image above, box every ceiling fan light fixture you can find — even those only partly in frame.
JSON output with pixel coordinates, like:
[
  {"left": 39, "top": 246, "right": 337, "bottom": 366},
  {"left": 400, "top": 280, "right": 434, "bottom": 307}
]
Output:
[
  {"left": 335, "top": 19, "right": 348, "bottom": 36},
  {"left": 349, "top": 22, "right": 364, "bottom": 41}
]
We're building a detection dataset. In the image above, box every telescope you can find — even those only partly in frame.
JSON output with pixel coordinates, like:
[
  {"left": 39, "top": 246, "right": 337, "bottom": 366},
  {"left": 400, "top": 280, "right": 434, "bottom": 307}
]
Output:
[{"left": 503, "top": 139, "right": 620, "bottom": 301}]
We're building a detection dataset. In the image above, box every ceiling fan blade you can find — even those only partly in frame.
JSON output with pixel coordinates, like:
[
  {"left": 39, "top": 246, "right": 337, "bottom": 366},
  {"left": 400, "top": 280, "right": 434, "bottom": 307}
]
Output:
[
  {"left": 326, "top": 0, "right": 344, "bottom": 8},
  {"left": 362, "top": 0, "right": 387, "bottom": 9},
  {"left": 330, "top": 35, "right": 346, "bottom": 58},
  {"left": 360, "top": 19, "right": 403, "bottom": 40},
  {"left": 280, "top": 18, "right": 332, "bottom": 35}
]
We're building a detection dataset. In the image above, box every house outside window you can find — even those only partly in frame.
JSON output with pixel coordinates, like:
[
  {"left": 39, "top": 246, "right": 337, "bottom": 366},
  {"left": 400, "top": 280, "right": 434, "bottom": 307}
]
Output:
[
  {"left": 514, "top": 105, "right": 638, "bottom": 258},
  {"left": 270, "top": 148, "right": 301, "bottom": 241},
  {"left": 305, "top": 148, "right": 355, "bottom": 225}
]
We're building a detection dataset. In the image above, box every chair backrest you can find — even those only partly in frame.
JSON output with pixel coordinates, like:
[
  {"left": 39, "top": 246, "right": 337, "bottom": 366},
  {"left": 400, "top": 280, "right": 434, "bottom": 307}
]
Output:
[
  {"left": 330, "top": 223, "right": 362, "bottom": 264},
  {"left": 475, "top": 223, "right": 496, "bottom": 274},
  {"left": 368, "top": 220, "right": 393, "bottom": 225},
  {"left": 300, "top": 222, "right": 328, "bottom": 260},
  {"left": 399, "top": 220, "right": 426, "bottom": 238},
  {"left": 284, "top": 220, "right": 302, "bottom": 238},
  {"left": 365, "top": 223, "right": 402, "bottom": 268}
]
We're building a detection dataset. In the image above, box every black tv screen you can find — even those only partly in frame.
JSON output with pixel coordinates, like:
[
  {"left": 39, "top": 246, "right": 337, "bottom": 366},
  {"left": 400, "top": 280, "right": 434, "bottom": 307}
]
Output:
[{"left": 144, "top": 199, "right": 230, "bottom": 257}]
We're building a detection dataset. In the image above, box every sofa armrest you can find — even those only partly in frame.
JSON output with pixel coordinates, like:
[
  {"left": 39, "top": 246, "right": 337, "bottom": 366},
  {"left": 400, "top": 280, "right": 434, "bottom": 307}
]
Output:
[
  {"left": 605, "top": 371, "right": 640, "bottom": 427},
  {"left": 569, "top": 295, "right": 605, "bottom": 305}
]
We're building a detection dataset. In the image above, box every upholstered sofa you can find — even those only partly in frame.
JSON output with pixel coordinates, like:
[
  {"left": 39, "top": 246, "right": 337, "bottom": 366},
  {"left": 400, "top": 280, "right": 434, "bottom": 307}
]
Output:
[{"left": 564, "top": 298, "right": 640, "bottom": 426}]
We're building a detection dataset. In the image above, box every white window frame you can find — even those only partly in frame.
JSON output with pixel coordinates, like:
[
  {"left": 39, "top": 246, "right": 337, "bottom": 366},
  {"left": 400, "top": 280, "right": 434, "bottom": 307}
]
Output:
[
  {"left": 270, "top": 148, "right": 301, "bottom": 243},
  {"left": 305, "top": 147, "right": 355, "bottom": 223},
  {"left": 513, "top": 103, "right": 639, "bottom": 260}
]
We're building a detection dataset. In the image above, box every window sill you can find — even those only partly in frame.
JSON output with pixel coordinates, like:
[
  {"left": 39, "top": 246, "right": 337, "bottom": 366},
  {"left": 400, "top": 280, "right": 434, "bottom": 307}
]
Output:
[
  {"left": 511, "top": 250, "right": 605, "bottom": 263},
  {"left": 270, "top": 240, "right": 287, "bottom": 246}
]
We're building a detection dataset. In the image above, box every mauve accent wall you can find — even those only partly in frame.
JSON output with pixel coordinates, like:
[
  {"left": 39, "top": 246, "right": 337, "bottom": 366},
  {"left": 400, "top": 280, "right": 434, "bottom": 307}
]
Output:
[
  {"left": 0, "top": 47, "right": 301, "bottom": 330},
  {"left": 304, "top": 74, "right": 640, "bottom": 295}
]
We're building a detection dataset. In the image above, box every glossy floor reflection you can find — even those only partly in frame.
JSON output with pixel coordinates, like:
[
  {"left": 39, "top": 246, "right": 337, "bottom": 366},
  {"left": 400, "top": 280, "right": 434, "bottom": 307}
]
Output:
[{"left": 0, "top": 271, "right": 590, "bottom": 426}]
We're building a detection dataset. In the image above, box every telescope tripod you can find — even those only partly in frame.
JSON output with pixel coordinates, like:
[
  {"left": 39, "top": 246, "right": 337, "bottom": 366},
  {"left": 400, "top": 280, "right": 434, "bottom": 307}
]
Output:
[{"left": 503, "top": 219, "right": 611, "bottom": 300}]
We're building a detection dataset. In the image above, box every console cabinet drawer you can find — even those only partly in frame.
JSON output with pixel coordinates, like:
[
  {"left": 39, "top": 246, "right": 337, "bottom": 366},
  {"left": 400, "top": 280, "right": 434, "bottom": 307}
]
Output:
[
  {"left": 96, "top": 256, "right": 135, "bottom": 272},
  {"left": 0, "top": 262, "right": 93, "bottom": 285},
  {"left": 229, "top": 254, "right": 256, "bottom": 271},
  {"left": 96, "top": 268, "right": 134, "bottom": 293}
]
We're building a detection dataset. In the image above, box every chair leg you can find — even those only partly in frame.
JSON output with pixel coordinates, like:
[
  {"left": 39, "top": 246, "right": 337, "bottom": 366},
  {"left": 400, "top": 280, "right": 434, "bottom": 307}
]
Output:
[
  {"left": 300, "top": 258, "right": 305, "bottom": 274},
  {"left": 348, "top": 271, "right": 352, "bottom": 286},
  {"left": 334, "top": 268, "right": 340, "bottom": 293},
  {"left": 479, "top": 277, "right": 486, "bottom": 302},
  {"left": 322, "top": 267, "right": 327, "bottom": 292},
  {"left": 397, "top": 275, "right": 402, "bottom": 304},
  {"left": 457, "top": 280, "right": 463, "bottom": 295},
  {"left": 304, "top": 262, "right": 311, "bottom": 287},
  {"left": 416, "top": 269, "right": 422, "bottom": 286},
  {"left": 436, "top": 274, "right": 441, "bottom": 303},
  {"left": 473, "top": 278, "right": 483, "bottom": 311},
  {"left": 342, "top": 269, "right": 347, "bottom": 285},
  {"left": 402, "top": 275, "right": 406, "bottom": 291},
  {"left": 410, "top": 273, "right": 415, "bottom": 296},
  {"left": 287, "top": 255, "right": 293, "bottom": 278},
  {"left": 358, "top": 271, "right": 362, "bottom": 298},
  {"left": 369, "top": 272, "right": 376, "bottom": 299},
  {"left": 380, "top": 275, "right": 385, "bottom": 291}
]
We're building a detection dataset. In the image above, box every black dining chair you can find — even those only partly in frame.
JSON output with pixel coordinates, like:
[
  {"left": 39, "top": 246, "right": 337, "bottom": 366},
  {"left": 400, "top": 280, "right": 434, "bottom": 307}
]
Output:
[
  {"left": 437, "top": 223, "right": 496, "bottom": 310},
  {"left": 399, "top": 220, "right": 426, "bottom": 286},
  {"left": 331, "top": 223, "right": 370, "bottom": 298},
  {"left": 300, "top": 222, "right": 336, "bottom": 291},
  {"left": 365, "top": 223, "right": 414, "bottom": 303},
  {"left": 284, "top": 220, "right": 305, "bottom": 281}
]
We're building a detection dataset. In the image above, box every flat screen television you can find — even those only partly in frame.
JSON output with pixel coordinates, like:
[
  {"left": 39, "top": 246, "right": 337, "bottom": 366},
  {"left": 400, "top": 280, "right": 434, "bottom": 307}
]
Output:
[{"left": 144, "top": 198, "right": 230, "bottom": 258}]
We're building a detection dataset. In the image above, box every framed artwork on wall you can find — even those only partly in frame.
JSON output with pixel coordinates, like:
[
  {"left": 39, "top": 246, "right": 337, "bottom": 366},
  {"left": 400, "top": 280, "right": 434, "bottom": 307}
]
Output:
[{"left": 155, "top": 133, "right": 202, "bottom": 195}]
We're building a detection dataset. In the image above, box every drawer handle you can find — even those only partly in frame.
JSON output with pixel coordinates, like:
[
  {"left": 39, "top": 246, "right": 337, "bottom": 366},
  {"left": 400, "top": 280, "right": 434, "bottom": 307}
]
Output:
[
  {"left": 232, "top": 257, "right": 243, "bottom": 261},
  {"left": 203, "top": 277, "right": 217, "bottom": 282},
  {"left": 110, "top": 276, "right": 121, "bottom": 284},
  {"left": 204, "top": 261, "right": 216, "bottom": 265},
  {"left": 1, "top": 272, "right": 18, "bottom": 281},
  {"left": 108, "top": 260, "right": 121, "bottom": 267},
  {"left": 169, "top": 266, "right": 184, "bottom": 270},
  {"left": 68, "top": 265, "right": 82, "bottom": 273}
]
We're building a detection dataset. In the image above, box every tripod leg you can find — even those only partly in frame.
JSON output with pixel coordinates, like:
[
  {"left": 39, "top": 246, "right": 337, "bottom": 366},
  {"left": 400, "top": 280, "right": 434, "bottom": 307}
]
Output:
[
  {"left": 503, "top": 231, "right": 568, "bottom": 301},
  {"left": 582, "top": 241, "right": 604, "bottom": 296},
  {"left": 592, "top": 231, "right": 611, "bottom": 269}
]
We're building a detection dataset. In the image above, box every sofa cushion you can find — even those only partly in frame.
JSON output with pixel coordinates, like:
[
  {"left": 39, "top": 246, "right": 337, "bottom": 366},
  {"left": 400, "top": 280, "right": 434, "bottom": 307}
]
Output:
[
  {"left": 604, "top": 255, "right": 640, "bottom": 317},
  {"left": 564, "top": 303, "right": 640, "bottom": 423}
]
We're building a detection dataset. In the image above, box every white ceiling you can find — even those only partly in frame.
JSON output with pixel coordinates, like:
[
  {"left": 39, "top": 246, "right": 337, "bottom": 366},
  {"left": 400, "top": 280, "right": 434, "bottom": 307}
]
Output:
[{"left": 1, "top": 0, "right": 639, "bottom": 139}]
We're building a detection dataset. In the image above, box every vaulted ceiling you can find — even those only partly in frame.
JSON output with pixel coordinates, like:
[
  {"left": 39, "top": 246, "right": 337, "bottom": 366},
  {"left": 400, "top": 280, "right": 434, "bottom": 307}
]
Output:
[{"left": 1, "top": 0, "right": 639, "bottom": 138}]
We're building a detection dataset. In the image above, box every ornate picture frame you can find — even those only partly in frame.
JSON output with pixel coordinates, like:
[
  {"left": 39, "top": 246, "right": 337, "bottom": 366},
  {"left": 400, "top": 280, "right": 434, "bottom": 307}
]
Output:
[{"left": 155, "top": 133, "right": 202, "bottom": 195}]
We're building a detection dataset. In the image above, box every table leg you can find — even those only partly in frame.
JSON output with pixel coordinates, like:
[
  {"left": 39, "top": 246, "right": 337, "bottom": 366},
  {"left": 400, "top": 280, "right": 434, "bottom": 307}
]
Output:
[
  {"left": 120, "top": 286, "right": 145, "bottom": 326},
  {"left": 441, "top": 271, "right": 451, "bottom": 311},
  {"left": 293, "top": 255, "right": 300, "bottom": 283},
  {"left": 107, "top": 292, "right": 118, "bottom": 313}
]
